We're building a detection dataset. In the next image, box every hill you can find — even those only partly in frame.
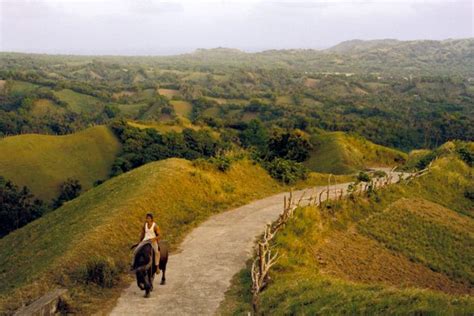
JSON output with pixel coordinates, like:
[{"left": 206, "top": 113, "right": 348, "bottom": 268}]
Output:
[
  {"left": 220, "top": 155, "right": 474, "bottom": 314},
  {"left": 304, "top": 131, "right": 407, "bottom": 174},
  {"left": 0, "top": 125, "right": 121, "bottom": 201},
  {"left": 0, "top": 158, "right": 282, "bottom": 314}
]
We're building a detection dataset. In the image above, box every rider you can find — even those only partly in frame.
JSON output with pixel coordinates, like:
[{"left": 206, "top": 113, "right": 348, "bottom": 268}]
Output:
[{"left": 139, "top": 213, "right": 161, "bottom": 273}]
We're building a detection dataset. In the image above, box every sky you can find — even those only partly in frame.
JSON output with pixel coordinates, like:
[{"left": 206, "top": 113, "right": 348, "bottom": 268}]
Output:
[{"left": 0, "top": 0, "right": 473, "bottom": 55}]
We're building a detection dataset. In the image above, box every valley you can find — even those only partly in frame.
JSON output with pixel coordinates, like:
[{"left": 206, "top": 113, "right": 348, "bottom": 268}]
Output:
[{"left": 0, "top": 38, "right": 472, "bottom": 315}]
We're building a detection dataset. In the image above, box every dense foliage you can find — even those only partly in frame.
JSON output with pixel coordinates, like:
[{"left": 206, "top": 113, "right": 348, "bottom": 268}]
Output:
[
  {"left": 0, "top": 177, "right": 44, "bottom": 237},
  {"left": 53, "top": 178, "right": 82, "bottom": 209},
  {"left": 109, "top": 120, "right": 229, "bottom": 175},
  {"left": 0, "top": 39, "right": 473, "bottom": 150}
]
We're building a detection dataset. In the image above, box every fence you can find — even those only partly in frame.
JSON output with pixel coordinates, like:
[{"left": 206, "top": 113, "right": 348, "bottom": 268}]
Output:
[{"left": 250, "top": 165, "right": 432, "bottom": 313}]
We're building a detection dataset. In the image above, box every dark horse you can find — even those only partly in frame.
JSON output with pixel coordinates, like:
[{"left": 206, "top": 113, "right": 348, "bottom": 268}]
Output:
[{"left": 131, "top": 240, "right": 169, "bottom": 297}]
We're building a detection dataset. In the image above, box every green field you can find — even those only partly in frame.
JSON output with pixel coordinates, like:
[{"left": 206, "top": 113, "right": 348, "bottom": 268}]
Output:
[
  {"left": 0, "top": 125, "right": 121, "bottom": 201},
  {"left": 9, "top": 80, "right": 39, "bottom": 94},
  {"left": 53, "top": 89, "right": 102, "bottom": 114},
  {"left": 304, "top": 131, "right": 407, "bottom": 174},
  {"left": 220, "top": 155, "right": 474, "bottom": 315},
  {"left": 31, "top": 98, "right": 66, "bottom": 116},
  {"left": 0, "top": 158, "right": 282, "bottom": 314},
  {"left": 171, "top": 100, "right": 193, "bottom": 118},
  {"left": 115, "top": 102, "right": 147, "bottom": 117}
]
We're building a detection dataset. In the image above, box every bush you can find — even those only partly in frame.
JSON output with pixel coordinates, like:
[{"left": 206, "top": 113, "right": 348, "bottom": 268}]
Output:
[
  {"left": 53, "top": 178, "right": 82, "bottom": 208},
  {"left": 265, "top": 158, "right": 308, "bottom": 184},
  {"left": 209, "top": 156, "right": 232, "bottom": 172},
  {"left": 83, "top": 257, "right": 119, "bottom": 288},
  {"left": 464, "top": 187, "right": 474, "bottom": 201},
  {"left": 0, "top": 177, "right": 45, "bottom": 237},
  {"left": 357, "top": 171, "right": 371, "bottom": 182},
  {"left": 415, "top": 152, "right": 437, "bottom": 170},
  {"left": 457, "top": 146, "right": 473, "bottom": 167},
  {"left": 373, "top": 170, "right": 387, "bottom": 178}
]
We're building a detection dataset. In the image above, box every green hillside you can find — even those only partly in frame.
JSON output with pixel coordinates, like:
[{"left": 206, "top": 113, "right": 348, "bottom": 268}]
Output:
[
  {"left": 53, "top": 89, "right": 102, "bottom": 114},
  {"left": 0, "top": 125, "right": 121, "bottom": 201},
  {"left": 220, "top": 155, "right": 474, "bottom": 315},
  {"left": 0, "top": 158, "right": 282, "bottom": 314},
  {"left": 304, "top": 131, "right": 407, "bottom": 174}
]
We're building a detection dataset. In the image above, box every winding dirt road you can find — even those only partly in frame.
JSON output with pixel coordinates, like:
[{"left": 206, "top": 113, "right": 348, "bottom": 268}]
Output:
[{"left": 110, "top": 173, "right": 402, "bottom": 315}]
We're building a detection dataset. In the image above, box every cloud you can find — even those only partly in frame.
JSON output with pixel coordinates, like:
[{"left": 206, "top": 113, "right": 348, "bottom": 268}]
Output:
[{"left": 0, "top": 0, "right": 472, "bottom": 54}]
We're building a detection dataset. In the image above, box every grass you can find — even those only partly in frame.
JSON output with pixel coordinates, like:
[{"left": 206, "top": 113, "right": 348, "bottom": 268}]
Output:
[
  {"left": 115, "top": 102, "right": 147, "bottom": 118},
  {"left": 157, "top": 88, "right": 180, "bottom": 98},
  {"left": 31, "top": 99, "right": 65, "bottom": 116},
  {"left": 8, "top": 80, "right": 39, "bottom": 94},
  {"left": 127, "top": 120, "right": 201, "bottom": 133},
  {"left": 170, "top": 100, "right": 192, "bottom": 118},
  {"left": 53, "top": 89, "right": 102, "bottom": 114},
  {"left": 219, "top": 155, "right": 474, "bottom": 315},
  {"left": 0, "top": 158, "right": 282, "bottom": 314},
  {"left": 304, "top": 131, "right": 407, "bottom": 174},
  {"left": 358, "top": 198, "right": 474, "bottom": 284},
  {"left": 0, "top": 125, "right": 121, "bottom": 201}
]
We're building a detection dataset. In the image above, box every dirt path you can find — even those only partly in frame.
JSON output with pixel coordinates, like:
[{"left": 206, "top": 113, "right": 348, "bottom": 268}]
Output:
[{"left": 110, "top": 174, "right": 402, "bottom": 315}]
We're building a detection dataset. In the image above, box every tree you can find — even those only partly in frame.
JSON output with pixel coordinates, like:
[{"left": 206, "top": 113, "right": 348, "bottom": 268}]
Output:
[
  {"left": 53, "top": 178, "right": 82, "bottom": 208},
  {"left": 239, "top": 119, "right": 269, "bottom": 151},
  {"left": 0, "top": 177, "right": 45, "bottom": 237},
  {"left": 268, "top": 130, "right": 312, "bottom": 162}
]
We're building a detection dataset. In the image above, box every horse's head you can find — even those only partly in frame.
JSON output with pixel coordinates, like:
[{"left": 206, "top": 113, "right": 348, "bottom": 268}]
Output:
[{"left": 132, "top": 243, "right": 154, "bottom": 293}]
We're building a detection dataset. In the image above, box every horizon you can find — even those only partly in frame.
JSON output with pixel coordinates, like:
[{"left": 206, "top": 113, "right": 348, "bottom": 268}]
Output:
[
  {"left": 1, "top": 0, "right": 472, "bottom": 56},
  {"left": 1, "top": 37, "right": 472, "bottom": 57}
]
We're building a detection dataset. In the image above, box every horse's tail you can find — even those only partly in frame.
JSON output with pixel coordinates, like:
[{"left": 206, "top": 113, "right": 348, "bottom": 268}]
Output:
[{"left": 158, "top": 240, "right": 169, "bottom": 270}]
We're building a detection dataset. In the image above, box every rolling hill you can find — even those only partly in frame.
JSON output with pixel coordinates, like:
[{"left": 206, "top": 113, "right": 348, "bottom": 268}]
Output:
[
  {"left": 220, "top": 154, "right": 474, "bottom": 315},
  {"left": 0, "top": 158, "right": 282, "bottom": 314},
  {"left": 304, "top": 131, "right": 407, "bottom": 174},
  {"left": 0, "top": 125, "right": 121, "bottom": 201}
]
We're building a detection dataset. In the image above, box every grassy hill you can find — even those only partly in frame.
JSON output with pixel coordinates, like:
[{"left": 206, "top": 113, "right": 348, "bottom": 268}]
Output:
[
  {"left": 0, "top": 158, "right": 282, "bottom": 314},
  {"left": 304, "top": 131, "right": 407, "bottom": 174},
  {"left": 0, "top": 125, "right": 121, "bottom": 201},
  {"left": 220, "top": 155, "right": 474, "bottom": 315},
  {"left": 53, "top": 89, "right": 103, "bottom": 114}
]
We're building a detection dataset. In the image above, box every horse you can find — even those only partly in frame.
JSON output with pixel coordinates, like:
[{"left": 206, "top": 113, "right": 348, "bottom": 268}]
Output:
[{"left": 131, "top": 240, "right": 169, "bottom": 297}]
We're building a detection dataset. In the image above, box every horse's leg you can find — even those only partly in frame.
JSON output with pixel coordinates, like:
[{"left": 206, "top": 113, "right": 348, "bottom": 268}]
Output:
[
  {"left": 160, "top": 267, "right": 166, "bottom": 285},
  {"left": 150, "top": 268, "right": 155, "bottom": 291}
]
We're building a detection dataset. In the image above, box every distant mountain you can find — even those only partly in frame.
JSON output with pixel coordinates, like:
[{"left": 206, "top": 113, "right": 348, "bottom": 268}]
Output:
[
  {"left": 1, "top": 38, "right": 473, "bottom": 76},
  {"left": 180, "top": 38, "right": 474, "bottom": 76},
  {"left": 326, "top": 39, "right": 401, "bottom": 53}
]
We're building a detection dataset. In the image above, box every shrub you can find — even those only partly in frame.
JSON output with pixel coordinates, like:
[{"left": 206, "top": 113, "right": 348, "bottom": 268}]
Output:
[
  {"left": 209, "top": 156, "right": 232, "bottom": 172},
  {"left": 373, "top": 170, "right": 387, "bottom": 178},
  {"left": 457, "top": 146, "right": 473, "bottom": 167},
  {"left": 53, "top": 178, "right": 82, "bottom": 208},
  {"left": 357, "top": 171, "right": 371, "bottom": 182},
  {"left": 83, "top": 257, "right": 119, "bottom": 288},
  {"left": 415, "top": 152, "right": 437, "bottom": 170},
  {"left": 0, "top": 177, "right": 45, "bottom": 237},
  {"left": 265, "top": 158, "right": 308, "bottom": 184}
]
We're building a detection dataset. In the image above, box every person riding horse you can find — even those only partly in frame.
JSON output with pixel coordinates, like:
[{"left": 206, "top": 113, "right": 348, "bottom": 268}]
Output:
[{"left": 137, "top": 213, "right": 161, "bottom": 273}]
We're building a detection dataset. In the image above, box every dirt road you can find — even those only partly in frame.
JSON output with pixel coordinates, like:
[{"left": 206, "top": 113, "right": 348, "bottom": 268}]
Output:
[{"left": 110, "top": 173, "right": 402, "bottom": 315}]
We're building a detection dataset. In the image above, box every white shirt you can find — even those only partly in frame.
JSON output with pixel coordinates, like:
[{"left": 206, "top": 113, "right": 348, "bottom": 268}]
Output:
[{"left": 144, "top": 222, "right": 157, "bottom": 241}]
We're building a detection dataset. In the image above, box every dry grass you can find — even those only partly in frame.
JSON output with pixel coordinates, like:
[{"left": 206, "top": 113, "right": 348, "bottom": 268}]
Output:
[
  {"left": 0, "top": 125, "right": 121, "bottom": 201},
  {"left": 317, "top": 227, "right": 472, "bottom": 295},
  {"left": 305, "top": 131, "right": 407, "bottom": 174},
  {"left": 157, "top": 88, "right": 180, "bottom": 98},
  {"left": 0, "top": 158, "right": 282, "bottom": 314},
  {"left": 170, "top": 100, "right": 192, "bottom": 117},
  {"left": 219, "top": 156, "right": 474, "bottom": 315},
  {"left": 31, "top": 99, "right": 65, "bottom": 117}
]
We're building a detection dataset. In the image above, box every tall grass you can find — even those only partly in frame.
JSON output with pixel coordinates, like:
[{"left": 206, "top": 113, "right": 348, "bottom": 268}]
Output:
[
  {"left": 219, "top": 156, "right": 474, "bottom": 315},
  {"left": 0, "top": 125, "right": 121, "bottom": 201}
]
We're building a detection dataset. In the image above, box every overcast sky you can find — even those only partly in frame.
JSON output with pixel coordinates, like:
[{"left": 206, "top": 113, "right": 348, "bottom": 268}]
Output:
[{"left": 0, "top": 0, "right": 472, "bottom": 55}]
